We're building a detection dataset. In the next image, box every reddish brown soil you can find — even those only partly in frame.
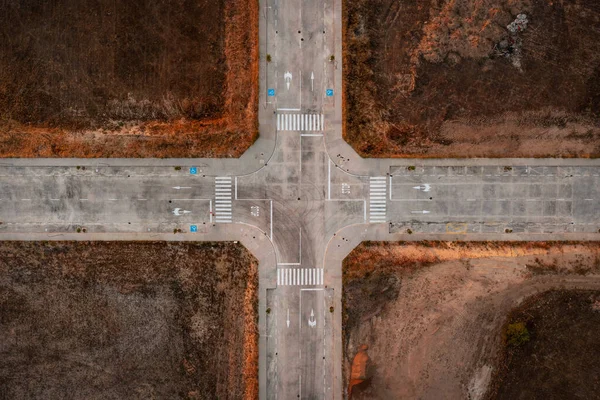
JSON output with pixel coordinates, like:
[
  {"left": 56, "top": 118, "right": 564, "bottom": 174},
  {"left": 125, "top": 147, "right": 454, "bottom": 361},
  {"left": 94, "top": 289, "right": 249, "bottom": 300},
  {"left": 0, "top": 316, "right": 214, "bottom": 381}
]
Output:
[
  {"left": 0, "top": 241, "right": 258, "bottom": 399},
  {"left": 344, "top": 0, "right": 600, "bottom": 158},
  {"left": 488, "top": 290, "right": 600, "bottom": 400},
  {"left": 342, "top": 241, "right": 600, "bottom": 399},
  {"left": 0, "top": 0, "right": 258, "bottom": 158}
]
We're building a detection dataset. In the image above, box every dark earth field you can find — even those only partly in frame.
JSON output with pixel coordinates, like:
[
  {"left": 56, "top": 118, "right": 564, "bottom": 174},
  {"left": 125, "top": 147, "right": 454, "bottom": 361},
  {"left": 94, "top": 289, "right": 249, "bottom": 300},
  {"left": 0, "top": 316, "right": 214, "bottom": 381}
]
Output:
[
  {"left": 0, "top": 0, "right": 258, "bottom": 157},
  {"left": 489, "top": 290, "right": 600, "bottom": 400},
  {"left": 0, "top": 241, "right": 258, "bottom": 400},
  {"left": 344, "top": 0, "right": 600, "bottom": 158}
]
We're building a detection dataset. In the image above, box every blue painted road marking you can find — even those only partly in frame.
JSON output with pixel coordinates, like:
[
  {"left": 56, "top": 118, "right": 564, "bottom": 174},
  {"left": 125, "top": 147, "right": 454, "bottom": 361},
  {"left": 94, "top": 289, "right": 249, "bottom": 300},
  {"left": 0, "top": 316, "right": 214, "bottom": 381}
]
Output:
[
  {"left": 268, "top": 89, "right": 275, "bottom": 97},
  {"left": 190, "top": 167, "right": 197, "bottom": 175},
  {"left": 190, "top": 225, "right": 198, "bottom": 232},
  {"left": 326, "top": 89, "right": 334, "bottom": 97}
]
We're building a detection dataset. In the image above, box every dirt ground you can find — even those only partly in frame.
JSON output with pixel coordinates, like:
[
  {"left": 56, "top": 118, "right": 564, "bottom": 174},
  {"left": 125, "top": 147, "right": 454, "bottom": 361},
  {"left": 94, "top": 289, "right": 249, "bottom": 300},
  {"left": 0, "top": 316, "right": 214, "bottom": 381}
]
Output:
[
  {"left": 342, "top": 241, "right": 600, "bottom": 399},
  {"left": 0, "top": 241, "right": 258, "bottom": 400},
  {"left": 488, "top": 290, "right": 600, "bottom": 400},
  {"left": 344, "top": 0, "right": 600, "bottom": 158},
  {"left": 0, "top": 0, "right": 258, "bottom": 158}
]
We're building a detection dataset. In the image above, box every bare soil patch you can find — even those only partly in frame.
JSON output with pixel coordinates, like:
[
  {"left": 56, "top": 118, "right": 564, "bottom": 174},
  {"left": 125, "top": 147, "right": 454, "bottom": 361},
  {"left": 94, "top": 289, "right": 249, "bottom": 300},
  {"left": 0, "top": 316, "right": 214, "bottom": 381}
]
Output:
[
  {"left": 342, "top": 241, "right": 600, "bottom": 399},
  {"left": 488, "top": 290, "right": 600, "bottom": 400},
  {"left": 344, "top": 0, "right": 600, "bottom": 158},
  {"left": 0, "top": 0, "right": 258, "bottom": 158},
  {"left": 0, "top": 241, "right": 258, "bottom": 399}
]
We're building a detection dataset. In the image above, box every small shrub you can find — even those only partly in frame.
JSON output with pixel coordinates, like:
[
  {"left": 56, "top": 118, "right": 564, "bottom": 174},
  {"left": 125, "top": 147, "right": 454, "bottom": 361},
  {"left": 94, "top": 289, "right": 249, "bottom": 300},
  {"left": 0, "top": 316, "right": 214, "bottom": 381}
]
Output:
[
  {"left": 174, "top": 166, "right": 182, "bottom": 171},
  {"left": 329, "top": 306, "right": 334, "bottom": 313},
  {"left": 330, "top": 55, "right": 335, "bottom": 62},
  {"left": 506, "top": 322, "right": 530, "bottom": 346},
  {"left": 76, "top": 166, "right": 81, "bottom": 170},
  {"left": 407, "top": 228, "right": 413, "bottom": 234},
  {"left": 76, "top": 227, "right": 81, "bottom": 233},
  {"left": 408, "top": 166, "right": 416, "bottom": 171},
  {"left": 266, "top": 54, "right": 272, "bottom": 62},
  {"left": 505, "top": 228, "right": 513, "bottom": 233},
  {"left": 504, "top": 166, "right": 513, "bottom": 171},
  {"left": 266, "top": 308, "right": 271, "bottom": 314},
  {"left": 173, "top": 228, "right": 178, "bottom": 234}
]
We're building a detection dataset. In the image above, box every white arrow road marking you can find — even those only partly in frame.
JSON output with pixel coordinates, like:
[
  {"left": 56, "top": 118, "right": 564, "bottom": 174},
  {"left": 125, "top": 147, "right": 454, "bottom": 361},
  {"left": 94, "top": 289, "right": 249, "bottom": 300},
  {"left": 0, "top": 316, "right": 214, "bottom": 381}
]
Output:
[
  {"left": 308, "top": 309, "right": 316, "bottom": 328},
  {"left": 172, "top": 208, "right": 192, "bottom": 216},
  {"left": 287, "top": 309, "right": 290, "bottom": 328},
  {"left": 284, "top": 71, "right": 292, "bottom": 90},
  {"left": 410, "top": 210, "right": 431, "bottom": 214},
  {"left": 311, "top": 71, "right": 314, "bottom": 92},
  {"left": 172, "top": 186, "right": 192, "bottom": 190},
  {"left": 412, "top": 184, "right": 431, "bottom": 192}
]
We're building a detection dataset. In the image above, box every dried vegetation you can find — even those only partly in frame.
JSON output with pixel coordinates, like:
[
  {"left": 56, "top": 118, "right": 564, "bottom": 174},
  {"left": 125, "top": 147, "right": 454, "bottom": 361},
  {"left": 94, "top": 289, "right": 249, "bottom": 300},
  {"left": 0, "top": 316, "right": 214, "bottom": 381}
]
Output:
[
  {"left": 0, "top": 241, "right": 258, "bottom": 399},
  {"left": 343, "top": 241, "right": 600, "bottom": 399},
  {"left": 0, "top": 0, "right": 258, "bottom": 158},
  {"left": 489, "top": 290, "right": 600, "bottom": 400},
  {"left": 344, "top": 0, "right": 600, "bottom": 158}
]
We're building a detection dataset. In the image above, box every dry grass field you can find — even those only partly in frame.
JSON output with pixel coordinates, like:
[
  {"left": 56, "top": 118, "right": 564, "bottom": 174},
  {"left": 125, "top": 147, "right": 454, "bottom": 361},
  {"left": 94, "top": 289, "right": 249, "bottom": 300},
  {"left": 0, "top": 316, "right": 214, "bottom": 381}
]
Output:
[
  {"left": 344, "top": 0, "right": 600, "bottom": 158},
  {"left": 0, "top": 241, "right": 258, "bottom": 399},
  {"left": 0, "top": 0, "right": 258, "bottom": 158},
  {"left": 343, "top": 241, "right": 600, "bottom": 399}
]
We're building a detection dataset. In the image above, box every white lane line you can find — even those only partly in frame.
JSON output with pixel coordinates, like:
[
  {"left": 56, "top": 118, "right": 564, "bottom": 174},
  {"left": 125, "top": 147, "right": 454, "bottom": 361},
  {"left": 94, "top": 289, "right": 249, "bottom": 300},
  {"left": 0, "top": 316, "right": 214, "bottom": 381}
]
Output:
[
  {"left": 215, "top": 177, "right": 233, "bottom": 223},
  {"left": 327, "top": 159, "right": 331, "bottom": 200},
  {"left": 270, "top": 200, "right": 273, "bottom": 240},
  {"left": 276, "top": 268, "right": 325, "bottom": 286},
  {"left": 369, "top": 176, "right": 388, "bottom": 223},
  {"left": 276, "top": 113, "right": 324, "bottom": 131}
]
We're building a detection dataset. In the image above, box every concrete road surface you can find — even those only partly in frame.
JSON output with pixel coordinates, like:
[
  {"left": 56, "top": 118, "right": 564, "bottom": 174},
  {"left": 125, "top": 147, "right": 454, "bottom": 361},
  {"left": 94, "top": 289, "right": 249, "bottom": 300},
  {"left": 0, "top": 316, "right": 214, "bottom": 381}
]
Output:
[{"left": 1, "top": 0, "right": 599, "bottom": 399}]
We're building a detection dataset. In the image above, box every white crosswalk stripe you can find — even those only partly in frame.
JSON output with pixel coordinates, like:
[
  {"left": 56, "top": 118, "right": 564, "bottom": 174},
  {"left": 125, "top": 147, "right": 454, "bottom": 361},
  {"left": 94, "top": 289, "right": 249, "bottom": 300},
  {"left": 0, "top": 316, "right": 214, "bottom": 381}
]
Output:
[
  {"left": 276, "top": 113, "right": 324, "bottom": 132},
  {"left": 369, "top": 176, "right": 387, "bottom": 223},
  {"left": 214, "top": 177, "right": 232, "bottom": 223},
  {"left": 276, "top": 267, "right": 325, "bottom": 286}
]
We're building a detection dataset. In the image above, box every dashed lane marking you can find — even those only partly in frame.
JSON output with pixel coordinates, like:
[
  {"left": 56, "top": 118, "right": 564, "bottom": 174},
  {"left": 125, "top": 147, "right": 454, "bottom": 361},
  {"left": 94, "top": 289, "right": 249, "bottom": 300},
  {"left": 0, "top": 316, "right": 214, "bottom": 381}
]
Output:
[
  {"left": 369, "top": 177, "right": 387, "bottom": 223},
  {"left": 214, "top": 177, "right": 232, "bottom": 223},
  {"left": 277, "top": 267, "right": 324, "bottom": 286},
  {"left": 277, "top": 113, "right": 324, "bottom": 131}
]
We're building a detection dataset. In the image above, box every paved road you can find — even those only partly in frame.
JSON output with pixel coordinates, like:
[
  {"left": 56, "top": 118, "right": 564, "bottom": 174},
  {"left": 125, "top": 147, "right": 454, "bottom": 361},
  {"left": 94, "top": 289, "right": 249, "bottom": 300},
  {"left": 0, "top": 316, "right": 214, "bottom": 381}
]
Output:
[{"left": 1, "top": 0, "right": 599, "bottom": 399}]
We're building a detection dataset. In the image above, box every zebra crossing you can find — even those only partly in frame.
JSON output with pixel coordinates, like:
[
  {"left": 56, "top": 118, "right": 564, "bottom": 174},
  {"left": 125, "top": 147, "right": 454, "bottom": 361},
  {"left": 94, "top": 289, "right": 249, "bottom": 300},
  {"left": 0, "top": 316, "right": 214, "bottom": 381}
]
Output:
[
  {"left": 214, "top": 177, "right": 232, "bottom": 223},
  {"left": 369, "top": 176, "right": 387, "bottom": 223},
  {"left": 277, "top": 267, "right": 324, "bottom": 286},
  {"left": 277, "top": 113, "right": 324, "bottom": 131}
]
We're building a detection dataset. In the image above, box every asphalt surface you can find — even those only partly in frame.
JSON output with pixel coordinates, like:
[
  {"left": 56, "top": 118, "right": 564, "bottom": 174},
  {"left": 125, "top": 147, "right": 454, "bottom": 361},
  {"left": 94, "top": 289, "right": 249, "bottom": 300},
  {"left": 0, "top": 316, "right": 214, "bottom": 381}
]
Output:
[{"left": 1, "top": 0, "right": 599, "bottom": 399}]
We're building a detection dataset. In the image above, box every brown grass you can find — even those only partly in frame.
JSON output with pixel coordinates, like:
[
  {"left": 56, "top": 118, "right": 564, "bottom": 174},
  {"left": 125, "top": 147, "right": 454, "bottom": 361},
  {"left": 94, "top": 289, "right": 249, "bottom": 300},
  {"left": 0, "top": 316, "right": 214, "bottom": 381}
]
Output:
[
  {"left": 0, "top": 0, "right": 258, "bottom": 158},
  {"left": 343, "top": 0, "right": 600, "bottom": 158}
]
